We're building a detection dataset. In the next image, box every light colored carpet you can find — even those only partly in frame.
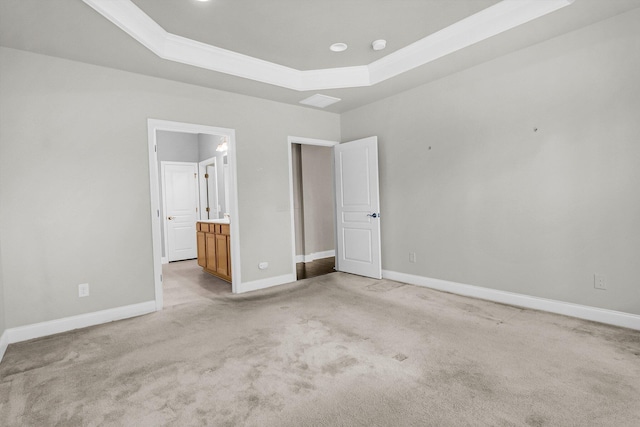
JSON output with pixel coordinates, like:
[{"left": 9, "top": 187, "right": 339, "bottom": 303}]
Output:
[{"left": 1, "top": 262, "right": 639, "bottom": 426}]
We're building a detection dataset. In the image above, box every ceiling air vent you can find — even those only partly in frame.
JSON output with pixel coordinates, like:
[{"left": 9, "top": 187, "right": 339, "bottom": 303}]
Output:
[{"left": 299, "top": 94, "right": 341, "bottom": 109}]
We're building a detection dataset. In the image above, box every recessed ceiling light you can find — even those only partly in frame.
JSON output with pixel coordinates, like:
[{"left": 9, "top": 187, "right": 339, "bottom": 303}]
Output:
[
  {"left": 372, "top": 40, "right": 387, "bottom": 51},
  {"left": 299, "top": 94, "right": 341, "bottom": 109},
  {"left": 329, "top": 43, "right": 348, "bottom": 53}
]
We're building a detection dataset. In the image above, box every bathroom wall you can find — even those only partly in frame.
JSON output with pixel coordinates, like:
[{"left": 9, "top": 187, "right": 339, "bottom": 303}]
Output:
[{"left": 197, "top": 134, "right": 221, "bottom": 162}]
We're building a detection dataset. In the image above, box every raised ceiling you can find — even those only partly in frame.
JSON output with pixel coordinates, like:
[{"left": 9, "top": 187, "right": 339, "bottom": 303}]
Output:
[
  {"left": 130, "top": 0, "right": 500, "bottom": 71},
  {"left": 1, "top": 0, "right": 640, "bottom": 113}
]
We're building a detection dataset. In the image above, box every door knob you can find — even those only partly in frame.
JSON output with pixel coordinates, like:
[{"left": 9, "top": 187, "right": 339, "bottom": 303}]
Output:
[
  {"left": 367, "top": 213, "right": 380, "bottom": 218},
  {"left": 167, "top": 216, "right": 175, "bottom": 220}
]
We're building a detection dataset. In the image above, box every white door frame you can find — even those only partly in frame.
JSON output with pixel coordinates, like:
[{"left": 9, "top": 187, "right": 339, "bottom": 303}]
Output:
[
  {"left": 287, "top": 136, "right": 338, "bottom": 278},
  {"left": 161, "top": 161, "right": 199, "bottom": 263},
  {"left": 148, "top": 119, "right": 241, "bottom": 310},
  {"left": 198, "top": 156, "right": 218, "bottom": 220}
]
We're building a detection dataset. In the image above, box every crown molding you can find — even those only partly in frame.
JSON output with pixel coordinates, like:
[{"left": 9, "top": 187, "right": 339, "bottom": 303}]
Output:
[
  {"left": 368, "top": 0, "right": 575, "bottom": 84},
  {"left": 83, "top": 0, "right": 574, "bottom": 92}
]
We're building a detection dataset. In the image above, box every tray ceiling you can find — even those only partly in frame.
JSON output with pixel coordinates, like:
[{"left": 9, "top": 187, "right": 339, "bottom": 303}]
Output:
[
  {"left": 130, "top": 0, "right": 500, "bottom": 71},
  {"left": 2, "top": 0, "right": 639, "bottom": 112}
]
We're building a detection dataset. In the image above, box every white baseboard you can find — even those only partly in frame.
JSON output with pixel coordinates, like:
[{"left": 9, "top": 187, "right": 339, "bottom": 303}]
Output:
[
  {"left": 4, "top": 300, "right": 157, "bottom": 346},
  {"left": 382, "top": 270, "right": 640, "bottom": 331},
  {"left": 0, "top": 329, "right": 8, "bottom": 363},
  {"left": 238, "top": 273, "right": 296, "bottom": 294},
  {"left": 295, "top": 250, "right": 335, "bottom": 264},
  {"left": 161, "top": 257, "right": 168, "bottom": 265}
]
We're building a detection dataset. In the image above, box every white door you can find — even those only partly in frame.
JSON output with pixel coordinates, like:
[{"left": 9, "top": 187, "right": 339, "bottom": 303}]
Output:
[
  {"left": 163, "top": 162, "right": 199, "bottom": 262},
  {"left": 334, "top": 136, "right": 382, "bottom": 279}
]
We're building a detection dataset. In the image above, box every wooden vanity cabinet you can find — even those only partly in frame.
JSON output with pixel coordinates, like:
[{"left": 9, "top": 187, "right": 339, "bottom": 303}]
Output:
[
  {"left": 197, "top": 231, "right": 206, "bottom": 268},
  {"left": 196, "top": 222, "right": 231, "bottom": 282}
]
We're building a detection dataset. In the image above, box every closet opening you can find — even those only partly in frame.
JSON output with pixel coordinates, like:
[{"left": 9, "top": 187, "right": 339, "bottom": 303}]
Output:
[{"left": 288, "top": 137, "right": 338, "bottom": 281}]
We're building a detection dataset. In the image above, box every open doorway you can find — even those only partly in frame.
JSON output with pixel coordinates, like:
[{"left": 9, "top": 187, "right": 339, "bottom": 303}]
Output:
[
  {"left": 288, "top": 136, "right": 338, "bottom": 281},
  {"left": 147, "top": 120, "right": 240, "bottom": 311},
  {"left": 156, "top": 131, "right": 233, "bottom": 306}
]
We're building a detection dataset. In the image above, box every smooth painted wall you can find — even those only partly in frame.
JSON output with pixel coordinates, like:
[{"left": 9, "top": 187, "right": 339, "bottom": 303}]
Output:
[
  {"left": 0, "top": 47, "right": 340, "bottom": 328},
  {"left": 300, "top": 145, "right": 335, "bottom": 255},
  {"left": 157, "top": 131, "right": 200, "bottom": 162},
  {"left": 292, "top": 144, "right": 335, "bottom": 258},
  {"left": 341, "top": 8, "right": 640, "bottom": 315},
  {"left": 197, "top": 134, "right": 221, "bottom": 162},
  {"left": 0, "top": 237, "right": 5, "bottom": 337}
]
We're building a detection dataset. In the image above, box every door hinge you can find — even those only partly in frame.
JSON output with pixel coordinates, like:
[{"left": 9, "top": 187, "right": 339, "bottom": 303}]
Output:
[
  {"left": 154, "top": 145, "right": 157, "bottom": 153},
  {"left": 157, "top": 209, "right": 160, "bottom": 217},
  {"left": 196, "top": 207, "right": 198, "bottom": 212},
  {"left": 160, "top": 274, "right": 163, "bottom": 282},
  {"left": 205, "top": 207, "right": 210, "bottom": 212}
]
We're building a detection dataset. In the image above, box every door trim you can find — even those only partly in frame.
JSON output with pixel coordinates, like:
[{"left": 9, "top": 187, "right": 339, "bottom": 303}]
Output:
[
  {"left": 148, "top": 119, "right": 241, "bottom": 311},
  {"left": 160, "top": 161, "right": 199, "bottom": 263},
  {"left": 198, "top": 156, "right": 218, "bottom": 220},
  {"left": 287, "top": 136, "right": 338, "bottom": 279}
]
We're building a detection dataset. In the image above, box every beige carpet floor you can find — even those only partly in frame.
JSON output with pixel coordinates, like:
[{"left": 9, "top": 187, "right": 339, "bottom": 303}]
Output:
[{"left": 1, "top": 261, "right": 639, "bottom": 426}]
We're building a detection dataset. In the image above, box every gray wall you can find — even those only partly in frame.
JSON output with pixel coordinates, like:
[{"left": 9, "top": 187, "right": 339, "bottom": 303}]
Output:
[
  {"left": 292, "top": 144, "right": 335, "bottom": 258},
  {"left": 198, "top": 134, "right": 222, "bottom": 162},
  {"left": 0, "top": 235, "right": 5, "bottom": 337},
  {"left": 341, "top": 8, "right": 640, "bottom": 315},
  {"left": 300, "top": 145, "right": 335, "bottom": 255},
  {"left": 0, "top": 46, "right": 340, "bottom": 328}
]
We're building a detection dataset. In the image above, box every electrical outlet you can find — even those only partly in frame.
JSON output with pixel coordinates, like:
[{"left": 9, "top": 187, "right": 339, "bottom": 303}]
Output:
[
  {"left": 594, "top": 274, "right": 606, "bottom": 290},
  {"left": 409, "top": 252, "right": 417, "bottom": 263},
  {"left": 78, "top": 283, "right": 90, "bottom": 297},
  {"left": 258, "top": 262, "right": 268, "bottom": 270}
]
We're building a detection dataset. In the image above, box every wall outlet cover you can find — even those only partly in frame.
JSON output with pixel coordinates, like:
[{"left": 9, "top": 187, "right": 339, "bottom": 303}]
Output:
[
  {"left": 78, "top": 283, "right": 90, "bottom": 297},
  {"left": 594, "top": 274, "right": 606, "bottom": 290}
]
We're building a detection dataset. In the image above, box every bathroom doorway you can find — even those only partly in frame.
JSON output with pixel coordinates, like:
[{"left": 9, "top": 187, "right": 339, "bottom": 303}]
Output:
[{"left": 147, "top": 119, "right": 240, "bottom": 311}]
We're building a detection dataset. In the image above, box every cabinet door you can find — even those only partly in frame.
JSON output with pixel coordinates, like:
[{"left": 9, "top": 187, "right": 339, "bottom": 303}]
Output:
[
  {"left": 215, "top": 234, "right": 229, "bottom": 277},
  {"left": 227, "top": 236, "right": 231, "bottom": 278},
  {"left": 206, "top": 233, "right": 217, "bottom": 271},
  {"left": 197, "top": 231, "right": 206, "bottom": 268}
]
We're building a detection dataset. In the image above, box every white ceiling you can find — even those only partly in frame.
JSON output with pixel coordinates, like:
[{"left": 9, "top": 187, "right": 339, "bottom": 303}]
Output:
[
  {"left": 130, "top": 0, "right": 500, "bottom": 71},
  {"left": 1, "top": 0, "right": 639, "bottom": 113}
]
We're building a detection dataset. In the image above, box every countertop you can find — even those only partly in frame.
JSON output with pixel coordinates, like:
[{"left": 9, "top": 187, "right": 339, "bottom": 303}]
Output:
[{"left": 198, "top": 218, "right": 230, "bottom": 224}]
